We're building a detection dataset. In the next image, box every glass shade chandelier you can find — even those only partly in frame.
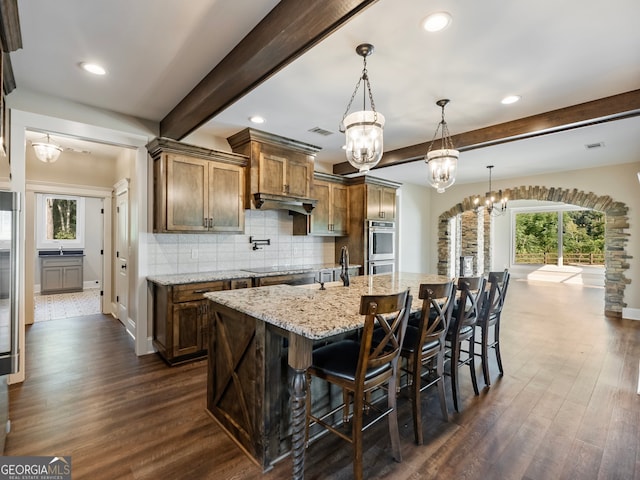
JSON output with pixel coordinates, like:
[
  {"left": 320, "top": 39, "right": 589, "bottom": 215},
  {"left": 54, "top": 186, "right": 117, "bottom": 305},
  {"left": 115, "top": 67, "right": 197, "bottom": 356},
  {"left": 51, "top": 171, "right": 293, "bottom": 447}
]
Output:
[
  {"left": 340, "top": 43, "right": 385, "bottom": 173},
  {"left": 425, "top": 99, "right": 458, "bottom": 193},
  {"left": 32, "top": 134, "right": 63, "bottom": 163},
  {"left": 474, "top": 165, "right": 508, "bottom": 215}
]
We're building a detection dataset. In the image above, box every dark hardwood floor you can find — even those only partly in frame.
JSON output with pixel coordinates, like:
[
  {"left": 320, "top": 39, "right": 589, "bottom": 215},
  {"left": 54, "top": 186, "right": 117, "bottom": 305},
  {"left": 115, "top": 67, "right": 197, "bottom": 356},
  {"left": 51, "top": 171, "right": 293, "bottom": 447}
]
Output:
[{"left": 5, "top": 280, "right": 640, "bottom": 479}]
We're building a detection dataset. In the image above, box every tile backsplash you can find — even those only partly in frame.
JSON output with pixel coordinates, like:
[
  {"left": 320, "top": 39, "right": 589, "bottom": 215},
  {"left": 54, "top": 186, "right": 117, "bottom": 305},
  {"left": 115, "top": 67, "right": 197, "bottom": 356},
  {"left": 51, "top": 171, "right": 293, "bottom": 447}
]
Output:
[{"left": 147, "top": 209, "right": 335, "bottom": 275}]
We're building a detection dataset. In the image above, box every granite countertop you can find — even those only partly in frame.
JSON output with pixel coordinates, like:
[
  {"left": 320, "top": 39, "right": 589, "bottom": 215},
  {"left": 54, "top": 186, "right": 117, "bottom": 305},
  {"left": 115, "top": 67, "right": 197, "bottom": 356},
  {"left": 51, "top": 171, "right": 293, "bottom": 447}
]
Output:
[
  {"left": 146, "top": 263, "right": 361, "bottom": 286},
  {"left": 204, "top": 272, "right": 450, "bottom": 340}
]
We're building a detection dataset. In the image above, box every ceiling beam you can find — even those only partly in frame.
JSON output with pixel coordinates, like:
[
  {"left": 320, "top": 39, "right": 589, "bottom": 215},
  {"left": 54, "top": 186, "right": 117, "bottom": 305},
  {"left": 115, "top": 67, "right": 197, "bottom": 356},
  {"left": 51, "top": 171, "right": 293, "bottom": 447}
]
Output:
[
  {"left": 332, "top": 89, "right": 640, "bottom": 175},
  {"left": 160, "top": 0, "right": 379, "bottom": 140}
]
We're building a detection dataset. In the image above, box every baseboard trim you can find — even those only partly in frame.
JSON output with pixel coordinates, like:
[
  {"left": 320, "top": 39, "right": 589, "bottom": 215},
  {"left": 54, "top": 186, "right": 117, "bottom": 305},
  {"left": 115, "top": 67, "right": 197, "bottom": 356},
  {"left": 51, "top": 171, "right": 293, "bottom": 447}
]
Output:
[{"left": 622, "top": 307, "right": 640, "bottom": 321}]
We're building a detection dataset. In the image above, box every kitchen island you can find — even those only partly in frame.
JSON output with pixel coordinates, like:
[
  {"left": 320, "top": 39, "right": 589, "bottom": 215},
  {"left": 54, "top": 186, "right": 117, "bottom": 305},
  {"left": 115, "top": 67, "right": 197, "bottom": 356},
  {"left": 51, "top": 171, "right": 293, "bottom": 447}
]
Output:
[{"left": 204, "top": 272, "right": 449, "bottom": 479}]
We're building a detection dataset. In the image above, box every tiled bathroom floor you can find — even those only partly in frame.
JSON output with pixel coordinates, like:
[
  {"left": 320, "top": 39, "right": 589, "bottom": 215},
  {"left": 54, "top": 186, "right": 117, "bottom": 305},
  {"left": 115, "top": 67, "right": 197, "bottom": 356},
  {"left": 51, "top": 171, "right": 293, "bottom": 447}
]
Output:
[{"left": 34, "top": 288, "right": 102, "bottom": 322}]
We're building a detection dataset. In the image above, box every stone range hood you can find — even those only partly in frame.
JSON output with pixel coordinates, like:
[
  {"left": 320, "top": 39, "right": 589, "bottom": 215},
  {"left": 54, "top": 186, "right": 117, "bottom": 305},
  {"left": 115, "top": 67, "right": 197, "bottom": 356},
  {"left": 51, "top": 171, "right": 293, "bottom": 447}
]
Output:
[{"left": 228, "top": 128, "right": 321, "bottom": 216}]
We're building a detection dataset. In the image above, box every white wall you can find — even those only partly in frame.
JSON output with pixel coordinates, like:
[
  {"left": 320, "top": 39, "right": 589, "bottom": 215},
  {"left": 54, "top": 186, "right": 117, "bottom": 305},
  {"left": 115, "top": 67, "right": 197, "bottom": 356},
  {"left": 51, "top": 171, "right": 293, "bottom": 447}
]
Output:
[{"left": 397, "top": 183, "right": 432, "bottom": 273}]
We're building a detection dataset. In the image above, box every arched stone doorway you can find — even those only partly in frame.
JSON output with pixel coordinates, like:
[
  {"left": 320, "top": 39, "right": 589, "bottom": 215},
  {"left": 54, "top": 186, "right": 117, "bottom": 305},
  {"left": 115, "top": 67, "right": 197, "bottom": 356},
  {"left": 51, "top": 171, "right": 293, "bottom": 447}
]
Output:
[{"left": 437, "top": 186, "right": 630, "bottom": 317}]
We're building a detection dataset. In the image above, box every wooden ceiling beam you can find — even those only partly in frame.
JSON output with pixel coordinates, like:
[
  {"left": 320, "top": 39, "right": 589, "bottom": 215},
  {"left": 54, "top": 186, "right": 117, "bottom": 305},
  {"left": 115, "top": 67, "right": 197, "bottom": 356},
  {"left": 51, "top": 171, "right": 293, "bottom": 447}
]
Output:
[
  {"left": 160, "top": 0, "right": 379, "bottom": 140},
  {"left": 332, "top": 89, "right": 640, "bottom": 175}
]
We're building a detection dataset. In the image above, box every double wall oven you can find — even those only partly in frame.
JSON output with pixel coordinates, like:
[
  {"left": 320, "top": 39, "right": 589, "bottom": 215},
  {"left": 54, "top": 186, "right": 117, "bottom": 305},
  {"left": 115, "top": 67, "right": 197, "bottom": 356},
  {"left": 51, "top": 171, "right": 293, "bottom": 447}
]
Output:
[{"left": 367, "top": 220, "right": 395, "bottom": 274}]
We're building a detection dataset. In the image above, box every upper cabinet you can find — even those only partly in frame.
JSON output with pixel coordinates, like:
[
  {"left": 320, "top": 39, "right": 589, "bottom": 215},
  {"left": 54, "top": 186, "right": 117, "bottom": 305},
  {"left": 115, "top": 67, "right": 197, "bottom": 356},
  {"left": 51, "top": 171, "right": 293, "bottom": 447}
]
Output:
[
  {"left": 293, "top": 173, "right": 349, "bottom": 236},
  {"left": 148, "top": 138, "right": 248, "bottom": 234},
  {"left": 366, "top": 184, "right": 397, "bottom": 221},
  {"left": 227, "top": 128, "right": 320, "bottom": 214}
]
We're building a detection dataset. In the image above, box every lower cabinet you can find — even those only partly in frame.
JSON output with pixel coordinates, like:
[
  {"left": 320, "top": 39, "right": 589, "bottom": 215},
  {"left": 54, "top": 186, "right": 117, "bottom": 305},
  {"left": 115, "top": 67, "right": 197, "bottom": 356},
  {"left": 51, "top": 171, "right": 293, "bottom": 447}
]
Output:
[
  {"left": 151, "top": 278, "right": 251, "bottom": 365},
  {"left": 40, "top": 256, "right": 84, "bottom": 295}
]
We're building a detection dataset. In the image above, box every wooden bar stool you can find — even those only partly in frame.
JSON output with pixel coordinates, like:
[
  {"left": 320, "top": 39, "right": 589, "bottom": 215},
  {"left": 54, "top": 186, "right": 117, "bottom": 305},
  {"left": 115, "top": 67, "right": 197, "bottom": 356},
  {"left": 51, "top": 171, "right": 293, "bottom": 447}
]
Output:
[
  {"left": 446, "top": 276, "right": 486, "bottom": 412},
  {"left": 476, "top": 270, "right": 510, "bottom": 385},
  {"left": 400, "top": 281, "right": 455, "bottom": 445},
  {"left": 305, "top": 290, "right": 411, "bottom": 480}
]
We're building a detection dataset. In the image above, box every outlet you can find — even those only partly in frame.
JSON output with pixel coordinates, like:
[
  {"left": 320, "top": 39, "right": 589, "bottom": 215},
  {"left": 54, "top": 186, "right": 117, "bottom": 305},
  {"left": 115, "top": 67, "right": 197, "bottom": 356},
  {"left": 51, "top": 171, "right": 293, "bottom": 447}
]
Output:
[{"left": 191, "top": 249, "right": 198, "bottom": 260}]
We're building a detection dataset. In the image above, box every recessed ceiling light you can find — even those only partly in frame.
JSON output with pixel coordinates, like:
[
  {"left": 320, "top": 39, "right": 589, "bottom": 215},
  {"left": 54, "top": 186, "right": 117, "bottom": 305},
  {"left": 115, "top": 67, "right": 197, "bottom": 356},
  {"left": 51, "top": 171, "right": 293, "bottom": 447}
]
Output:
[
  {"left": 249, "top": 115, "right": 265, "bottom": 124},
  {"left": 501, "top": 95, "right": 521, "bottom": 105},
  {"left": 421, "top": 12, "right": 452, "bottom": 32},
  {"left": 80, "top": 62, "right": 106, "bottom": 75}
]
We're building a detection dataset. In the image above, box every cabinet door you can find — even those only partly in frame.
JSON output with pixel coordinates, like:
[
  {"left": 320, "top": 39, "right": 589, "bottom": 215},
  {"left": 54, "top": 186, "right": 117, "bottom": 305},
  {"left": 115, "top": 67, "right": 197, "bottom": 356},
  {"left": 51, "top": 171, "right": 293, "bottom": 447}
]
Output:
[
  {"left": 331, "top": 184, "right": 349, "bottom": 235},
  {"left": 259, "top": 152, "right": 286, "bottom": 195},
  {"left": 62, "top": 265, "right": 83, "bottom": 291},
  {"left": 286, "top": 158, "right": 311, "bottom": 198},
  {"left": 209, "top": 162, "right": 244, "bottom": 232},
  {"left": 166, "top": 154, "right": 209, "bottom": 231},
  {"left": 41, "top": 267, "right": 63, "bottom": 293},
  {"left": 381, "top": 187, "right": 396, "bottom": 221},
  {"left": 173, "top": 300, "right": 204, "bottom": 357},
  {"left": 366, "top": 185, "right": 383, "bottom": 220},
  {"left": 310, "top": 181, "right": 331, "bottom": 234}
]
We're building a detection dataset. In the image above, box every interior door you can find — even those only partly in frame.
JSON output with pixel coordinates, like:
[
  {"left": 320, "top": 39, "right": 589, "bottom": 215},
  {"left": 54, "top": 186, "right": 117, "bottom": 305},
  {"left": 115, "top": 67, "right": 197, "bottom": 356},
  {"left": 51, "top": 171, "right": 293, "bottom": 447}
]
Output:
[{"left": 116, "top": 190, "right": 129, "bottom": 332}]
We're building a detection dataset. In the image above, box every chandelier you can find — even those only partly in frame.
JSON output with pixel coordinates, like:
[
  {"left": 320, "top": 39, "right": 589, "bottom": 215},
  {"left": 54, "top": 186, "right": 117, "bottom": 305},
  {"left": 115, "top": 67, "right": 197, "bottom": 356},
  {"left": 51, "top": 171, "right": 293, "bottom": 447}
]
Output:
[
  {"left": 32, "top": 134, "right": 63, "bottom": 163},
  {"left": 340, "top": 43, "right": 385, "bottom": 173},
  {"left": 474, "top": 165, "right": 508, "bottom": 215},
  {"left": 425, "top": 99, "right": 458, "bottom": 193}
]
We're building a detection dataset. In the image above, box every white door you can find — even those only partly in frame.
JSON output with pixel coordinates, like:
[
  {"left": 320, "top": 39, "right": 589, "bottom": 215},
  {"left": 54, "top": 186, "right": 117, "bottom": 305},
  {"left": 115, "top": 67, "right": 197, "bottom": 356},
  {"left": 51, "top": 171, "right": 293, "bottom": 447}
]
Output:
[{"left": 116, "top": 190, "right": 129, "bottom": 332}]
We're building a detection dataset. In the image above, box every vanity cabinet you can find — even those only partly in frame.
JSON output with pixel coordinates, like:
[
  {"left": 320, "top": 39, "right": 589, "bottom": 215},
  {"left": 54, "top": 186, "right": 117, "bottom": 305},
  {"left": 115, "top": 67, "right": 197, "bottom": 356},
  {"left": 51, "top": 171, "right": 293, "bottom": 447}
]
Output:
[
  {"left": 366, "top": 184, "right": 397, "bottom": 221},
  {"left": 293, "top": 173, "right": 349, "bottom": 236},
  {"left": 227, "top": 128, "right": 320, "bottom": 214},
  {"left": 151, "top": 278, "right": 251, "bottom": 365},
  {"left": 148, "top": 137, "right": 248, "bottom": 234},
  {"left": 40, "top": 256, "right": 84, "bottom": 294}
]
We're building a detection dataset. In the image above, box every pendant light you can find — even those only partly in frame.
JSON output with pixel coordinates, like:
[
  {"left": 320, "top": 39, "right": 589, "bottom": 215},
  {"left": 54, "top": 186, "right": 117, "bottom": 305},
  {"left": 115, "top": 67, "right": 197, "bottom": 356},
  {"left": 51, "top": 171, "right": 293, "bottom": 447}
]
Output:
[
  {"left": 340, "top": 43, "right": 385, "bottom": 173},
  {"left": 425, "top": 99, "right": 458, "bottom": 192},
  {"left": 474, "top": 165, "right": 508, "bottom": 215},
  {"left": 32, "top": 134, "right": 63, "bottom": 163}
]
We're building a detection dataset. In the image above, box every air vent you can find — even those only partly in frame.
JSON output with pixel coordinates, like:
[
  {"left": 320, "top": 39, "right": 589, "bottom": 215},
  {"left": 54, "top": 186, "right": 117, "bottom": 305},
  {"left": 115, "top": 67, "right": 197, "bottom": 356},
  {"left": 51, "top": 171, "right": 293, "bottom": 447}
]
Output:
[
  {"left": 308, "top": 127, "right": 334, "bottom": 137},
  {"left": 585, "top": 142, "right": 604, "bottom": 150}
]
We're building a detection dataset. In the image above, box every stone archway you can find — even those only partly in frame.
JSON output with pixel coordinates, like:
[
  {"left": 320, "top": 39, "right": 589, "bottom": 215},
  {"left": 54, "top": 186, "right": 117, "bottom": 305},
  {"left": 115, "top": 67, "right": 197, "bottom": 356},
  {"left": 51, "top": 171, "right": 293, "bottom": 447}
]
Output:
[{"left": 437, "top": 186, "right": 630, "bottom": 318}]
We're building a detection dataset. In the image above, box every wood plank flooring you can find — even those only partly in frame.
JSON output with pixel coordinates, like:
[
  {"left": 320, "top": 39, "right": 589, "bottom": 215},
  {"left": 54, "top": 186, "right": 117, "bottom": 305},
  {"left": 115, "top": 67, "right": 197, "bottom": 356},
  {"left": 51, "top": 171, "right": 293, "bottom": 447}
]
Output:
[{"left": 5, "top": 279, "right": 640, "bottom": 479}]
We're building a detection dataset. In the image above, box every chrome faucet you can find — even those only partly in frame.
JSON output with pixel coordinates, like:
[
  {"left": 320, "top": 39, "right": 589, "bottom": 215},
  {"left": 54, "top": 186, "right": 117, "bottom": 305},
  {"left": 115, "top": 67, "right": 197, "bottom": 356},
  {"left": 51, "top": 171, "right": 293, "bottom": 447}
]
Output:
[
  {"left": 339, "top": 246, "right": 350, "bottom": 287},
  {"left": 59, "top": 245, "right": 63, "bottom": 255}
]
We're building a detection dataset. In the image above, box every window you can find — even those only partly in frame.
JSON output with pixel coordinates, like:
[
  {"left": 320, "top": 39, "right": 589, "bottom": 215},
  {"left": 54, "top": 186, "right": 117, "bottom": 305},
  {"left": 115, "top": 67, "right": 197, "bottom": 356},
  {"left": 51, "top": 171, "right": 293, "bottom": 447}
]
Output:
[
  {"left": 36, "top": 194, "right": 85, "bottom": 249},
  {"left": 514, "top": 208, "right": 604, "bottom": 266}
]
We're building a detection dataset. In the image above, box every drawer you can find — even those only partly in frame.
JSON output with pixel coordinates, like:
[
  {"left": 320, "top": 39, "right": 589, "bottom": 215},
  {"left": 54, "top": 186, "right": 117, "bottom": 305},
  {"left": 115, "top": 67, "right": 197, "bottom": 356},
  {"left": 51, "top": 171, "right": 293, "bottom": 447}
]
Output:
[
  {"left": 41, "top": 257, "right": 83, "bottom": 268},
  {"left": 230, "top": 278, "right": 251, "bottom": 289},
  {"left": 173, "top": 281, "right": 228, "bottom": 303}
]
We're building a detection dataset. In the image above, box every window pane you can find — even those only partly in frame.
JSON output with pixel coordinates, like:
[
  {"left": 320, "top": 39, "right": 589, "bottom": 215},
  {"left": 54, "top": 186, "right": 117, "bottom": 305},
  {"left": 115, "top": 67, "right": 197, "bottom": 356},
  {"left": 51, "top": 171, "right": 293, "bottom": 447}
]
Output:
[
  {"left": 562, "top": 210, "right": 605, "bottom": 265},
  {"left": 514, "top": 212, "right": 558, "bottom": 264},
  {"left": 46, "top": 197, "right": 77, "bottom": 240}
]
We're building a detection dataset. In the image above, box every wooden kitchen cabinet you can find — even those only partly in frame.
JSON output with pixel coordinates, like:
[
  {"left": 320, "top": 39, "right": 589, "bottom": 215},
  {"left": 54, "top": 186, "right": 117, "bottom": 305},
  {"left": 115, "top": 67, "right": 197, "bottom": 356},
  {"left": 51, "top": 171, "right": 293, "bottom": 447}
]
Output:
[
  {"left": 147, "top": 137, "right": 248, "bottom": 233},
  {"left": 366, "top": 183, "right": 397, "bottom": 221},
  {"left": 151, "top": 278, "right": 251, "bottom": 365},
  {"left": 334, "top": 176, "right": 401, "bottom": 273},
  {"left": 227, "top": 128, "right": 320, "bottom": 214},
  {"left": 292, "top": 173, "right": 349, "bottom": 236}
]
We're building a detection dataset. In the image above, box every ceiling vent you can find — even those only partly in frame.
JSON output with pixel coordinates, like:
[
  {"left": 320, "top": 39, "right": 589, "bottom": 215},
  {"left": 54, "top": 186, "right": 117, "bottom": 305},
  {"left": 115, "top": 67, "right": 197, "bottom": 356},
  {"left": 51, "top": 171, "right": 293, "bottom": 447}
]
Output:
[
  {"left": 585, "top": 142, "right": 605, "bottom": 150},
  {"left": 308, "top": 127, "right": 333, "bottom": 137}
]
